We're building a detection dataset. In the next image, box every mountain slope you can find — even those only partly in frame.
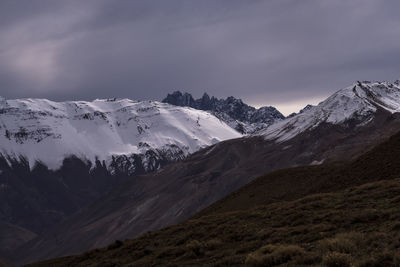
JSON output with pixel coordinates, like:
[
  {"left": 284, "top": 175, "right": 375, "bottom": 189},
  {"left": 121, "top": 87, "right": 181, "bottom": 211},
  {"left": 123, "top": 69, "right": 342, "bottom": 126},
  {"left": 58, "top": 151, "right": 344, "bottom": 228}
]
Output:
[
  {"left": 15, "top": 81, "right": 400, "bottom": 265},
  {"left": 32, "top": 179, "right": 400, "bottom": 266},
  {"left": 198, "top": 125, "right": 400, "bottom": 216},
  {"left": 259, "top": 80, "right": 400, "bottom": 141},
  {"left": 28, "top": 128, "right": 400, "bottom": 266},
  {"left": 0, "top": 98, "right": 240, "bottom": 243},
  {"left": 162, "top": 91, "right": 284, "bottom": 133},
  {"left": 0, "top": 220, "right": 37, "bottom": 260},
  {"left": 0, "top": 97, "right": 241, "bottom": 170}
]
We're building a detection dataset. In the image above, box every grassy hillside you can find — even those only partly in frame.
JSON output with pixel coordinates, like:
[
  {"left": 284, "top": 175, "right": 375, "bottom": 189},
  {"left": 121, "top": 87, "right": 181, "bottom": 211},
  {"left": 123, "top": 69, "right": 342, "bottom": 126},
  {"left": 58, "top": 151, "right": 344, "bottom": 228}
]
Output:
[
  {"left": 29, "top": 178, "right": 400, "bottom": 266},
  {"left": 27, "top": 131, "right": 400, "bottom": 266},
  {"left": 197, "top": 129, "right": 400, "bottom": 217}
]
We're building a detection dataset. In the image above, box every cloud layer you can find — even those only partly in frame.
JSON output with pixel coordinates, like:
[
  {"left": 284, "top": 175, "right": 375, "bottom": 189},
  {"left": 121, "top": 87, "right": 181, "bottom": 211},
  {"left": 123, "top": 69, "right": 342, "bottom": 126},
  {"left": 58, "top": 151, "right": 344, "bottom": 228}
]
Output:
[{"left": 0, "top": 0, "right": 399, "bottom": 114}]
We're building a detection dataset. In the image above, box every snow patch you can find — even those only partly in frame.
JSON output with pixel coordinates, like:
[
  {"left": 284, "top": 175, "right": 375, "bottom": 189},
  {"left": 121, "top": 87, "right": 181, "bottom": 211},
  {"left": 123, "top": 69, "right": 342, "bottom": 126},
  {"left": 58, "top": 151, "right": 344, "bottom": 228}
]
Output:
[
  {"left": 310, "top": 159, "right": 325, "bottom": 166},
  {"left": 0, "top": 98, "right": 242, "bottom": 170},
  {"left": 257, "top": 81, "right": 400, "bottom": 142}
]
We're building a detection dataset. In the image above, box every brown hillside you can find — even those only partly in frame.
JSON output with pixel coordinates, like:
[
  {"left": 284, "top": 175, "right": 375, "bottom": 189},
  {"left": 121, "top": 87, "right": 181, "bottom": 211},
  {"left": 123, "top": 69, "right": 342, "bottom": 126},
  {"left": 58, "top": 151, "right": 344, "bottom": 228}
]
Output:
[
  {"left": 16, "top": 110, "right": 400, "bottom": 266},
  {"left": 29, "top": 178, "right": 400, "bottom": 266},
  {"left": 197, "top": 129, "right": 400, "bottom": 217},
  {"left": 27, "top": 130, "right": 400, "bottom": 266}
]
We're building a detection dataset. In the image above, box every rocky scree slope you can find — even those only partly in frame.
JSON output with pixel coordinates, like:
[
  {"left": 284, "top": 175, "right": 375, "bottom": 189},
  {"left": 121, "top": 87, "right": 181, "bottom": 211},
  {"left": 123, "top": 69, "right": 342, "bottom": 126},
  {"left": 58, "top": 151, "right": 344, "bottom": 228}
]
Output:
[
  {"left": 162, "top": 91, "right": 285, "bottom": 133},
  {"left": 15, "top": 80, "right": 400, "bottom": 265}
]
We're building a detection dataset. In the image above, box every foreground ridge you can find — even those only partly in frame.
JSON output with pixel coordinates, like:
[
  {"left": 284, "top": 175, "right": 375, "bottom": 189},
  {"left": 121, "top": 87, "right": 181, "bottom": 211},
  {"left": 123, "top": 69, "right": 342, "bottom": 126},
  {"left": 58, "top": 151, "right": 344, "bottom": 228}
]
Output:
[{"left": 29, "top": 178, "right": 400, "bottom": 266}]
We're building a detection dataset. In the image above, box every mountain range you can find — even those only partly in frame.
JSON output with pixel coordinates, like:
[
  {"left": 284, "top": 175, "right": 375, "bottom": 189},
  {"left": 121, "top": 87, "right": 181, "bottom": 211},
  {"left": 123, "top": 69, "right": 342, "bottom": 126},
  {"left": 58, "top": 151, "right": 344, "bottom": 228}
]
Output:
[
  {"left": 30, "top": 119, "right": 400, "bottom": 266},
  {"left": 8, "top": 80, "right": 400, "bottom": 265},
  {"left": 0, "top": 97, "right": 240, "bottom": 171},
  {"left": 0, "top": 98, "right": 240, "bottom": 260},
  {"left": 2, "top": 80, "right": 400, "bottom": 265}
]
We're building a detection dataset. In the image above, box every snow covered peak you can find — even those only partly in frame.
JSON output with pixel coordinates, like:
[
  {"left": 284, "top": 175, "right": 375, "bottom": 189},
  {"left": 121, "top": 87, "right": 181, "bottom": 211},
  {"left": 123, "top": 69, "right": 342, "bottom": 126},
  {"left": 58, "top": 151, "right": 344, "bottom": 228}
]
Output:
[
  {"left": 0, "top": 97, "right": 241, "bottom": 170},
  {"left": 258, "top": 80, "right": 400, "bottom": 142}
]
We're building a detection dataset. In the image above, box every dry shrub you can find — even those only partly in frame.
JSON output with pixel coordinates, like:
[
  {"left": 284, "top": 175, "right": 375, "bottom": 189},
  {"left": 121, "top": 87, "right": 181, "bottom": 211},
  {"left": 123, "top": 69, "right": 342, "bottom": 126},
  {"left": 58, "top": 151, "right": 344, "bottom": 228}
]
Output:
[
  {"left": 356, "top": 250, "right": 394, "bottom": 267},
  {"left": 294, "top": 252, "right": 321, "bottom": 265},
  {"left": 204, "top": 239, "right": 223, "bottom": 250},
  {"left": 319, "top": 232, "right": 364, "bottom": 254},
  {"left": 245, "top": 244, "right": 304, "bottom": 266},
  {"left": 185, "top": 240, "right": 204, "bottom": 256},
  {"left": 392, "top": 222, "right": 400, "bottom": 231},
  {"left": 322, "top": 252, "right": 352, "bottom": 267},
  {"left": 356, "top": 256, "right": 383, "bottom": 267},
  {"left": 156, "top": 246, "right": 185, "bottom": 259},
  {"left": 107, "top": 240, "right": 123, "bottom": 250},
  {"left": 393, "top": 251, "right": 400, "bottom": 266}
]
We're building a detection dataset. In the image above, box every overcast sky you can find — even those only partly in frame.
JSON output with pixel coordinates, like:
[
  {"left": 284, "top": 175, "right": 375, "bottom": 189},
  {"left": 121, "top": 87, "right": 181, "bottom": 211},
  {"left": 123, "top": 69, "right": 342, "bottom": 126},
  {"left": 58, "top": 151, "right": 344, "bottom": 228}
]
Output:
[{"left": 0, "top": 0, "right": 399, "bottom": 115}]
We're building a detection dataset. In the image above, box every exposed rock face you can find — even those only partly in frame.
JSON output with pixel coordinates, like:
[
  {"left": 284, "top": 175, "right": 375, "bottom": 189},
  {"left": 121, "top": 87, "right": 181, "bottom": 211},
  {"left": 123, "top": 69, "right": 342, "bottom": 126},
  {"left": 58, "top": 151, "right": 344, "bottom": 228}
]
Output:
[
  {"left": 287, "top": 104, "right": 314, "bottom": 118},
  {"left": 0, "top": 153, "right": 182, "bottom": 237},
  {"left": 162, "top": 91, "right": 285, "bottom": 133}
]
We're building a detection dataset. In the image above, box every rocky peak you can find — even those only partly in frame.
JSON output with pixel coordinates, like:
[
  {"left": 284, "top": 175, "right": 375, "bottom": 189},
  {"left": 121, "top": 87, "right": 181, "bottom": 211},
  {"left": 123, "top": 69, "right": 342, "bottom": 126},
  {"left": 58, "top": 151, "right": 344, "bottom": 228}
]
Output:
[
  {"left": 300, "top": 104, "right": 314, "bottom": 113},
  {"left": 287, "top": 104, "right": 314, "bottom": 118},
  {"left": 198, "top": 93, "right": 212, "bottom": 110},
  {"left": 0, "top": 97, "right": 6, "bottom": 107},
  {"left": 250, "top": 106, "right": 285, "bottom": 124},
  {"left": 162, "top": 91, "right": 285, "bottom": 134},
  {"left": 162, "top": 91, "right": 196, "bottom": 108}
]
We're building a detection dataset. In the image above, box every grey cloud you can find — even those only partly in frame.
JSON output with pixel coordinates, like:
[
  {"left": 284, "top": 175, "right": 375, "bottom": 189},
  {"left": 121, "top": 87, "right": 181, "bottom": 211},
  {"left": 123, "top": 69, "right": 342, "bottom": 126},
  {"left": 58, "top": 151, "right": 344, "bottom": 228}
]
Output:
[{"left": 0, "top": 0, "right": 399, "bottom": 113}]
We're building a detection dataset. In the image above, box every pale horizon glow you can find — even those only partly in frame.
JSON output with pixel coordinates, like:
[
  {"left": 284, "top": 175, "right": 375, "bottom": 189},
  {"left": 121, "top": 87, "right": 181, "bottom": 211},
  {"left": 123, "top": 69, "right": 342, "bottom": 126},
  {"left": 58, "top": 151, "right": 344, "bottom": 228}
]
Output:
[{"left": 252, "top": 96, "right": 328, "bottom": 116}]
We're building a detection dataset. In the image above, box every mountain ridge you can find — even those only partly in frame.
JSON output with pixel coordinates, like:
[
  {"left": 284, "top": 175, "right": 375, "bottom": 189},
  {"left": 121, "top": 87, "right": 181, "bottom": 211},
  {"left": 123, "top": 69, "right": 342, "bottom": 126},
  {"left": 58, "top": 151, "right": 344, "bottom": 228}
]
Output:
[
  {"left": 0, "top": 98, "right": 241, "bottom": 250},
  {"left": 0, "top": 97, "right": 241, "bottom": 171},
  {"left": 162, "top": 91, "right": 285, "bottom": 133},
  {"left": 259, "top": 80, "right": 400, "bottom": 142}
]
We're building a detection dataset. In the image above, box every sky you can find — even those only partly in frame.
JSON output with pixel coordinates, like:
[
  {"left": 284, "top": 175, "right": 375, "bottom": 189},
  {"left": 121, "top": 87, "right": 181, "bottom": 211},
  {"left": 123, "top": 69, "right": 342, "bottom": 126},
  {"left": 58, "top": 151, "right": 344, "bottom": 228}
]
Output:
[{"left": 0, "top": 0, "right": 400, "bottom": 115}]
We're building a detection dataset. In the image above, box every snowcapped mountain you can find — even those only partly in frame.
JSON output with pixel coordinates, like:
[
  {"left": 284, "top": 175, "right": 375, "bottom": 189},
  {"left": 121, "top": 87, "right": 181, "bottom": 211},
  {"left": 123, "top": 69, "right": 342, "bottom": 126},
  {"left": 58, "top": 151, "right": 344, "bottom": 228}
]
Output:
[
  {"left": 258, "top": 80, "right": 400, "bottom": 142},
  {"left": 20, "top": 80, "right": 400, "bottom": 265},
  {"left": 0, "top": 97, "right": 241, "bottom": 172},
  {"left": 162, "top": 91, "right": 284, "bottom": 133},
  {"left": 0, "top": 97, "right": 241, "bottom": 237}
]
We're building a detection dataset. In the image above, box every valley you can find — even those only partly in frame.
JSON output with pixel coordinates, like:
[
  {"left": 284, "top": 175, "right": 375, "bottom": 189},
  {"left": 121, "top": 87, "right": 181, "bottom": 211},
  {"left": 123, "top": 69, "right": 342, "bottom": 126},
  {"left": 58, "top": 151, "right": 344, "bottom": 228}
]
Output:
[
  {"left": 29, "top": 129, "right": 400, "bottom": 266},
  {"left": 1, "top": 2, "right": 399, "bottom": 266}
]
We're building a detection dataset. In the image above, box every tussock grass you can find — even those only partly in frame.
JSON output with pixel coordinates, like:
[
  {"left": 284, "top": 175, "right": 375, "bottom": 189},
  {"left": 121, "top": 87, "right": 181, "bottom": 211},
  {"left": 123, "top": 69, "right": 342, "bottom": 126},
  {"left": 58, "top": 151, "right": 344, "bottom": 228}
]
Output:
[
  {"left": 245, "top": 244, "right": 305, "bottom": 266},
  {"left": 28, "top": 178, "right": 400, "bottom": 266}
]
